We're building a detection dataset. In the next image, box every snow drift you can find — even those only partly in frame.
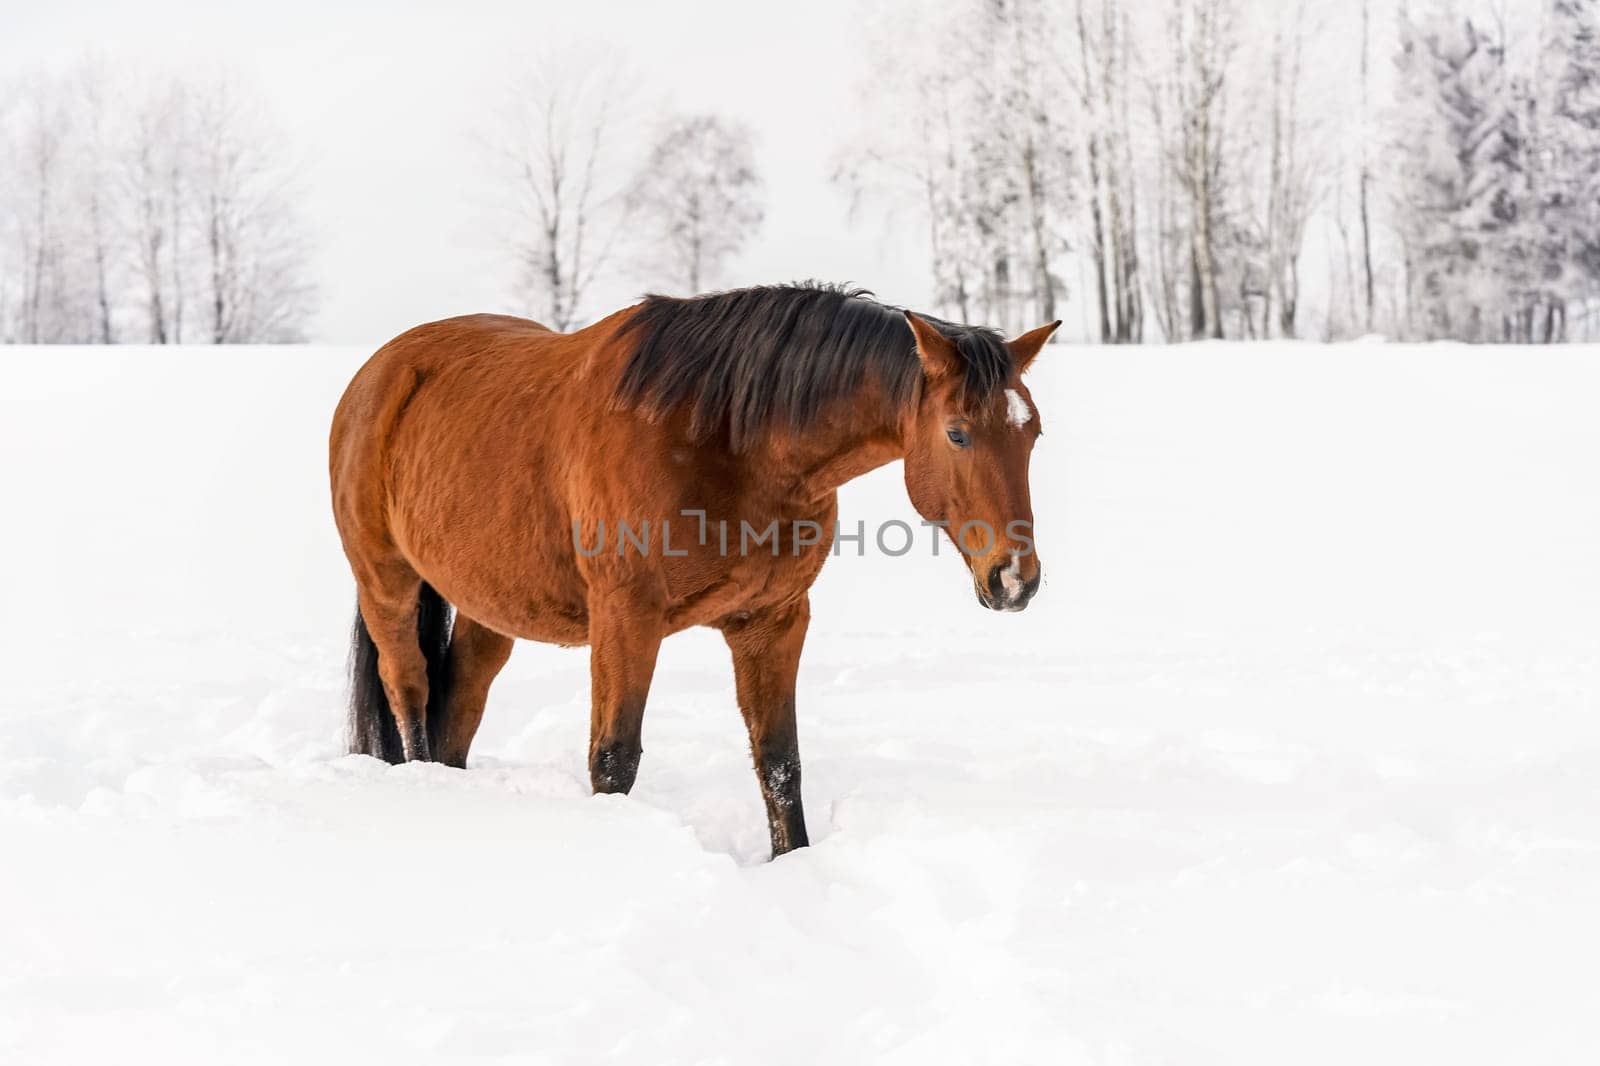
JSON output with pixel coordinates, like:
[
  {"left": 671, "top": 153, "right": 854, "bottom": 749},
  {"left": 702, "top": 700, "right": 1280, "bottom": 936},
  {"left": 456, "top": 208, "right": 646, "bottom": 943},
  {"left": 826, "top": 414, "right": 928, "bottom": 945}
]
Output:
[{"left": 2, "top": 343, "right": 1597, "bottom": 1064}]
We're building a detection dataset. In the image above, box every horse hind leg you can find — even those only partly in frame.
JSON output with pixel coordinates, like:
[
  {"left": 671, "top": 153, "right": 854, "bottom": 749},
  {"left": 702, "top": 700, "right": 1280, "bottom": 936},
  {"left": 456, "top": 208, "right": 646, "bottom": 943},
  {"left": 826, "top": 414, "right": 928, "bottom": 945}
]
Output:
[
  {"left": 432, "top": 613, "right": 515, "bottom": 768},
  {"left": 350, "top": 569, "right": 452, "bottom": 763}
]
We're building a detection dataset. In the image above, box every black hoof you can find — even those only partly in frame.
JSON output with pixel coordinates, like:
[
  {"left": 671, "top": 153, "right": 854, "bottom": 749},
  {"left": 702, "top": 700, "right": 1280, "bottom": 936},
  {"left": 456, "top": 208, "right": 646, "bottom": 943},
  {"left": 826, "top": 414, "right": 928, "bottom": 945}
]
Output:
[{"left": 590, "top": 745, "right": 641, "bottom": 794}]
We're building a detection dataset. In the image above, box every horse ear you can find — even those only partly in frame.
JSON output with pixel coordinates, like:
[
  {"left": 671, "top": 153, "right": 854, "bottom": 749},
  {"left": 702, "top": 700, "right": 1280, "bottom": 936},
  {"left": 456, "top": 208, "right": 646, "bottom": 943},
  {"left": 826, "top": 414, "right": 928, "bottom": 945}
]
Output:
[
  {"left": 1008, "top": 320, "right": 1062, "bottom": 375},
  {"left": 904, "top": 311, "right": 962, "bottom": 380}
]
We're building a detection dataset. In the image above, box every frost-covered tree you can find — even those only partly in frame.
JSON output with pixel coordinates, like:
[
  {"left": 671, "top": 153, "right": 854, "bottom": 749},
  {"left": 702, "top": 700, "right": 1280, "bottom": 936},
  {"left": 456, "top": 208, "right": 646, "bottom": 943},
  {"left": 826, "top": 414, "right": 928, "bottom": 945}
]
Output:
[
  {"left": 979, "top": 0, "right": 1073, "bottom": 328},
  {"left": 628, "top": 115, "right": 763, "bottom": 294},
  {"left": 1537, "top": 0, "right": 1600, "bottom": 333},
  {"left": 77, "top": 65, "right": 120, "bottom": 344},
  {"left": 1381, "top": 0, "right": 1600, "bottom": 342},
  {"left": 1072, "top": 0, "right": 1143, "bottom": 342},
  {"left": 0, "top": 63, "right": 316, "bottom": 344},
  {"left": 1359, "top": 0, "right": 1379, "bottom": 331},
  {"left": 834, "top": 0, "right": 1072, "bottom": 333},
  {"left": 1319, "top": 0, "right": 1401, "bottom": 341},
  {"left": 1, "top": 76, "right": 95, "bottom": 343},
  {"left": 829, "top": 0, "right": 1600, "bottom": 343},
  {"left": 1261, "top": 0, "right": 1320, "bottom": 337},
  {"left": 833, "top": 40, "right": 985, "bottom": 322},
  {"left": 189, "top": 83, "right": 316, "bottom": 343},
  {"left": 123, "top": 82, "right": 192, "bottom": 343},
  {"left": 1147, "top": 0, "right": 1240, "bottom": 340},
  {"left": 1389, "top": 8, "right": 1517, "bottom": 339}
]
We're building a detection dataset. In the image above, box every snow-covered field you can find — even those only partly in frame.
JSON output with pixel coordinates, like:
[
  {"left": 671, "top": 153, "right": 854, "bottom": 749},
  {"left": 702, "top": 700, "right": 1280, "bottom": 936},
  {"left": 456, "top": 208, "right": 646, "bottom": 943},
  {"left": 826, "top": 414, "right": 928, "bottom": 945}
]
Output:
[{"left": 3, "top": 342, "right": 1598, "bottom": 1064}]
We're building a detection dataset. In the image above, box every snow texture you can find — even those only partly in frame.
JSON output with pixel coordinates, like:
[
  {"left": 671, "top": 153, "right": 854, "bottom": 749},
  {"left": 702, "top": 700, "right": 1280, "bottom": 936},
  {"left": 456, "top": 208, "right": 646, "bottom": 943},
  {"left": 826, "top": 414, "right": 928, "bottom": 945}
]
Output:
[{"left": 3, "top": 343, "right": 1599, "bottom": 1064}]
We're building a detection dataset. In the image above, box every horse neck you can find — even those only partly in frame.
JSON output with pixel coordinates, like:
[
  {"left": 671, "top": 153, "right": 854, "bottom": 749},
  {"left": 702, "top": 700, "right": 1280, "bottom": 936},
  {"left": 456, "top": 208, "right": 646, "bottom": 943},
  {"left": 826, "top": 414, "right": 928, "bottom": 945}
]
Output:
[{"left": 752, "top": 388, "right": 908, "bottom": 504}]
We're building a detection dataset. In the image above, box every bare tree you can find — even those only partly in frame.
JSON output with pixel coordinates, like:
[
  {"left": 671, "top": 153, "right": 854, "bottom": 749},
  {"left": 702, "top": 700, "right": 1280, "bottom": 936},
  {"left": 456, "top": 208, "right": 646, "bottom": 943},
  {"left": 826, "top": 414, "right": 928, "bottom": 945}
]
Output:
[
  {"left": 1359, "top": 0, "right": 1377, "bottom": 332},
  {"left": 77, "top": 64, "right": 119, "bottom": 343},
  {"left": 3, "top": 70, "right": 122, "bottom": 343},
  {"left": 0, "top": 63, "right": 316, "bottom": 344},
  {"left": 1262, "top": 0, "right": 1320, "bottom": 338},
  {"left": 189, "top": 81, "right": 315, "bottom": 342},
  {"left": 627, "top": 115, "right": 763, "bottom": 294},
  {"left": 124, "top": 83, "right": 188, "bottom": 343},
  {"left": 991, "top": 0, "right": 1071, "bottom": 326},
  {"left": 833, "top": 65, "right": 979, "bottom": 322},
  {"left": 1070, "top": 0, "right": 1143, "bottom": 342},
  {"left": 6, "top": 78, "right": 74, "bottom": 343},
  {"left": 491, "top": 58, "right": 636, "bottom": 330},
  {"left": 118, "top": 77, "right": 316, "bottom": 344},
  {"left": 834, "top": 0, "right": 1070, "bottom": 333},
  {"left": 1142, "top": 0, "right": 1239, "bottom": 340},
  {"left": 1177, "top": 0, "right": 1236, "bottom": 339}
]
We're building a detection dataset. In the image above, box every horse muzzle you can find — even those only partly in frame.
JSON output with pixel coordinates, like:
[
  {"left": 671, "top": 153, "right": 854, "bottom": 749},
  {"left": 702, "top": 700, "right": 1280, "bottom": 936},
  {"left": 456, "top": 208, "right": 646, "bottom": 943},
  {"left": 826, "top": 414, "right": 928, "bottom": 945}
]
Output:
[{"left": 976, "top": 559, "right": 1041, "bottom": 613}]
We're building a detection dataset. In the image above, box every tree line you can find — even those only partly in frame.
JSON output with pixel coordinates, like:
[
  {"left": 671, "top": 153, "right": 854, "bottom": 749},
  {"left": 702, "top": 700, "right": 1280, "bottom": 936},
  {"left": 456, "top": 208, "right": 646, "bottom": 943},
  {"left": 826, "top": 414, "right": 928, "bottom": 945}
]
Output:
[
  {"left": 11, "top": 1, "right": 1600, "bottom": 346},
  {"left": 0, "top": 65, "right": 316, "bottom": 344},
  {"left": 838, "top": 0, "right": 1600, "bottom": 343}
]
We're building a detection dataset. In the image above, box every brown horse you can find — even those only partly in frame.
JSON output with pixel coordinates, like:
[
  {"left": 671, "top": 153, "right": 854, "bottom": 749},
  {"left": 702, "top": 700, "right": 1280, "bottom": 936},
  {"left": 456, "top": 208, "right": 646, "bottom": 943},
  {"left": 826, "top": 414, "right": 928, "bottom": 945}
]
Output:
[{"left": 330, "top": 283, "right": 1057, "bottom": 858}]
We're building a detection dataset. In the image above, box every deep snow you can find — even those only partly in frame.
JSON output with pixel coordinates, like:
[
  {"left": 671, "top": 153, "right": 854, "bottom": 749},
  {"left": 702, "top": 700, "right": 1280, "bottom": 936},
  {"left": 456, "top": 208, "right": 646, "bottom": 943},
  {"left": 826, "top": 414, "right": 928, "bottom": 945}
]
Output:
[{"left": 2, "top": 342, "right": 1598, "bottom": 1064}]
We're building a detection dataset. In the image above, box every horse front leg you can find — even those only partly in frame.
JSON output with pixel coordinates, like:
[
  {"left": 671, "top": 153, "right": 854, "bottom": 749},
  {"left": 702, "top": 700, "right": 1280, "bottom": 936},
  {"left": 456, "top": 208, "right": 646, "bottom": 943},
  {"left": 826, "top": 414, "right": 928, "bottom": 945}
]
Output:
[
  {"left": 586, "top": 581, "right": 665, "bottom": 795},
  {"left": 720, "top": 597, "right": 811, "bottom": 858}
]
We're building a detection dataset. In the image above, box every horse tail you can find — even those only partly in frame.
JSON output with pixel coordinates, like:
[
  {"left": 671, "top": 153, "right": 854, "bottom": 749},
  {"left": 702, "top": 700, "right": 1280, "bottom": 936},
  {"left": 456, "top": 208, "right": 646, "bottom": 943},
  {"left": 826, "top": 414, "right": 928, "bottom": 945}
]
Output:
[{"left": 347, "top": 583, "right": 454, "bottom": 763}]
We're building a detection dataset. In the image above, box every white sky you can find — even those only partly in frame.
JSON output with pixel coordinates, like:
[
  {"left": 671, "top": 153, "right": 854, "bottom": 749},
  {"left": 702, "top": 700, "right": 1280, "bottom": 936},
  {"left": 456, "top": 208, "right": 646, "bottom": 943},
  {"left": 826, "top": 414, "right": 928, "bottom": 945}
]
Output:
[{"left": 5, "top": 0, "right": 931, "bottom": 343}]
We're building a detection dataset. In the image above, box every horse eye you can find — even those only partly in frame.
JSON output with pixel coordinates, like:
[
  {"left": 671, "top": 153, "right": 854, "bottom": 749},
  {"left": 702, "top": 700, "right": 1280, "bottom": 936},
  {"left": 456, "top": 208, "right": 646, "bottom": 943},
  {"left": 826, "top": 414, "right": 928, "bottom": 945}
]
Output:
[{"left": 946, "top": 427, "right": 971, "bottom": 448}]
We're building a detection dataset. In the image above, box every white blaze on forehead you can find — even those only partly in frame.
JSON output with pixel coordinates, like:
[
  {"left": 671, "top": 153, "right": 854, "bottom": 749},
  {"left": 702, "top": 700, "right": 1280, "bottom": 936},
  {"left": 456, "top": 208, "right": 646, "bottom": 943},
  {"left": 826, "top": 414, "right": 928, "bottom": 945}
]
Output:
[{"left": 1004, "top": 388, "right": 1032, "bottom": 428}]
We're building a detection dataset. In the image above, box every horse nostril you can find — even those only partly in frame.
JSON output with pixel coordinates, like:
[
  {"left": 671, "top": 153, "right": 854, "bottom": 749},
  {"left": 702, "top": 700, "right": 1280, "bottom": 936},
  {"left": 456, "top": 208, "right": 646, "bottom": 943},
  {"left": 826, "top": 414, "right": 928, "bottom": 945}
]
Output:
[{"left": 987, "top": 564, "right": 1008, "bottom": 600}]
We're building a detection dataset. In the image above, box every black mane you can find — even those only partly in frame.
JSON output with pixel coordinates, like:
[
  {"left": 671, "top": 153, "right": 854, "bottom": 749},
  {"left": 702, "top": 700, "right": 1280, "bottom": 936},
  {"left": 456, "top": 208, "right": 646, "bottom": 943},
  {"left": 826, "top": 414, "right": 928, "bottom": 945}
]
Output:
[{"left": 613, "top": 282, "right": 1013, "bottom": 451}]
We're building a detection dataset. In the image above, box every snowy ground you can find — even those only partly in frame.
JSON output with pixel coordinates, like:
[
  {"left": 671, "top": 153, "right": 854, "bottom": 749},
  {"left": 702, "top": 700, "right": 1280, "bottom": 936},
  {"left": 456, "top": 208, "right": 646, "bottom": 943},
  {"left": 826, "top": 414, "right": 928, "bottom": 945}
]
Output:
[{"left": 2, "top": 341, "right": 1598, "bottom": 1064}]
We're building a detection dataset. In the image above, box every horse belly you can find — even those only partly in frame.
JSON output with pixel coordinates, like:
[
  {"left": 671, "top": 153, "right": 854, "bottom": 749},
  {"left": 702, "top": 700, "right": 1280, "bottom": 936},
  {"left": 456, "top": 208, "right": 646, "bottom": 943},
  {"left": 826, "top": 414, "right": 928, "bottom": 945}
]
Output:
[
  {"left": 424, "top": 557, "right": 590, "bottom": 646},
  {"left": 389, "top": 490, "right": 591, "bottom": 646}
]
